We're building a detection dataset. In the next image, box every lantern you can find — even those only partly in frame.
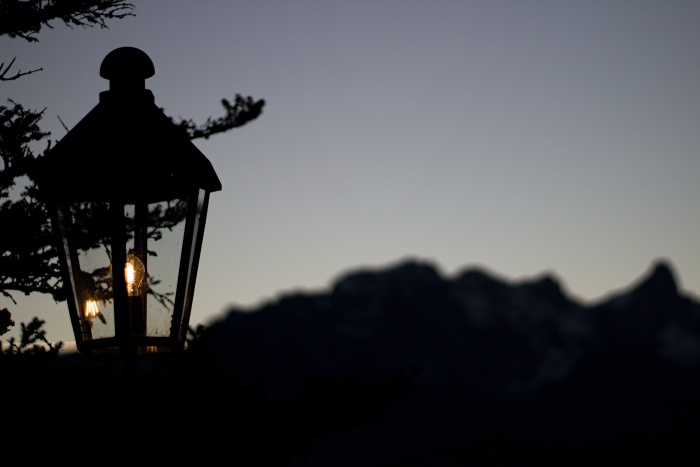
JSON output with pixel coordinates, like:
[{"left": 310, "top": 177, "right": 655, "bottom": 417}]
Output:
[{"left": 33, "top": 47, "right": 222, "bottom": 356}]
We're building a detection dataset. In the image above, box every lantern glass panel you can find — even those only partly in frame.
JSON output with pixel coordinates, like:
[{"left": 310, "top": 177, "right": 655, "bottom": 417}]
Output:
[
  {"left": 129, "top": 198, "right": 188, "bottom": 337},
  {"left": 57, "top": 196, "right": 191, "bottom": 345},
  {"left": 57, "top": 201, "right": 116, "bottom": 341}
]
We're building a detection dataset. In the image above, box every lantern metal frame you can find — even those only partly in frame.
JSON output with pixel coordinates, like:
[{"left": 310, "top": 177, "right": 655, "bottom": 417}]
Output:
[{"left": 33, "top": 47, "right": 222, "bottom": 356}]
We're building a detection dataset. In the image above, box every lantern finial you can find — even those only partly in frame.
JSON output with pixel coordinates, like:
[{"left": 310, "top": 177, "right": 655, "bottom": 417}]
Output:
[{"left": 99, "top": 46, "right": 155, "bottom": 91}]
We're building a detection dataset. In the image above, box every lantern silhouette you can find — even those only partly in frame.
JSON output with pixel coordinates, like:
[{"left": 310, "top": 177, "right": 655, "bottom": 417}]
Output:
[{"left": 34, "top": 47, "right": 222, "bottom": 356}]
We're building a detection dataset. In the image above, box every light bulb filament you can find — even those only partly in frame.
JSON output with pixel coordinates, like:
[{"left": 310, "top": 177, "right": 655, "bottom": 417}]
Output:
[
  {"left": 126, "top": 263, "right": 135, "bottom": 293},
  {"left": 84, "top": 299, "right": 100, "bottom": 319},
  {"left": 124, "top": 253, "right": 145, "bottom": 297}
]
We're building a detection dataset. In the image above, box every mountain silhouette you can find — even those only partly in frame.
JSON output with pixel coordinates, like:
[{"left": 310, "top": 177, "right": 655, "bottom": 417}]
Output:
[{"left": 202, "top": 258, "right": 700, "bottom": 466}]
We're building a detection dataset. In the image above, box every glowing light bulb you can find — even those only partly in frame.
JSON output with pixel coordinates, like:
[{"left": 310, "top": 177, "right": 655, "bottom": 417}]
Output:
[
  {"left": 125, "top": 253, "right": 145, "bottom": 296},
  {"left": 84, "top": 299, "right": 100, "bottom": 319}
]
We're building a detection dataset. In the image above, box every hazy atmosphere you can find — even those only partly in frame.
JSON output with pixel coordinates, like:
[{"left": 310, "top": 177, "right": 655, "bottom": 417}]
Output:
[{"left": 3, "top": 1, "right": 700, "bottom": 345}]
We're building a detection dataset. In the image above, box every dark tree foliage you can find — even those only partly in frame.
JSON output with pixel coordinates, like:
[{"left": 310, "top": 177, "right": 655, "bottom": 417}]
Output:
[
  {"left": 0, "top": 100, "right": 60, "bottom": 304},
  {"left": 174, "top": 94, "right": 266, "bottom": 140},
  {"left": 0, "top": 307, "right": 14, "bottom": 335},
  {"left": 0, "top": 0, "right": 135, "bottom": 42},
  {"left": 0, "top": 100, "right": 48, "bottom": 198}
]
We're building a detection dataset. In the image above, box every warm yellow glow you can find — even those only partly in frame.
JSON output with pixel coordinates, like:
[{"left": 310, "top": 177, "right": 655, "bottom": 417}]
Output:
[
  {"left": 84, "top": 299, "right": 100, "bottom": 319},
  {"left": 125, "top": 253, "right": 145, "bottom": 296},
  {"left": 125, "top": 263, "right": 135, "bottom": 285}
]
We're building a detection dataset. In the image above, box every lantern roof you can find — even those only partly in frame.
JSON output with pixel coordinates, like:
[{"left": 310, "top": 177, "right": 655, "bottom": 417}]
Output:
[{"left": 34, "top": 47, "right": 222, "bottom": 203}]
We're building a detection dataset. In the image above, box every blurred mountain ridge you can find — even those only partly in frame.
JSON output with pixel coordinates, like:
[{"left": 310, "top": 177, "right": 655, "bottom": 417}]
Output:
[{"left": 204, "top": 257, "right": 700, "bottom": 466}]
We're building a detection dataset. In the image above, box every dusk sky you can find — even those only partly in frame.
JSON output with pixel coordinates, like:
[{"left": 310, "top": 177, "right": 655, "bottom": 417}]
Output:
[{"left": 3, "top": 1, "right": 700, "bottom": 345}]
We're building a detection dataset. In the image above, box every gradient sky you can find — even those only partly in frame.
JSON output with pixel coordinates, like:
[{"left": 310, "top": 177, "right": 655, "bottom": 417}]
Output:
[{"left": 3, "top": 1, "right": 700, "bottom": 345}]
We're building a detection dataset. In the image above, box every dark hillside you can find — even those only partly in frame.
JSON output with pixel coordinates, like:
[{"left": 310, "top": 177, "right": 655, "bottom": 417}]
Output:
[{"left": 202, "top": 258, "right": 700, "bottom": 465}]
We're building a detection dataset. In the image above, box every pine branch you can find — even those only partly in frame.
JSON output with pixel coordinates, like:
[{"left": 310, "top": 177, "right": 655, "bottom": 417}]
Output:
[
  {"left": 0, "top": 307, "right": 15, "bottom": 336},
  {"left": 173, "top": 94, "right": 266, "bottom": 140},
  {"left": 0, "top": 57, "right": 42, "bottom": 81},
  {"left": 0, "top": 0, "right": 135, "bottom": 42},
  {"left": 0, "top": 99, "right": 49, "bottom": 196}
]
